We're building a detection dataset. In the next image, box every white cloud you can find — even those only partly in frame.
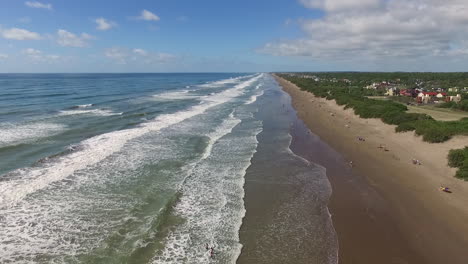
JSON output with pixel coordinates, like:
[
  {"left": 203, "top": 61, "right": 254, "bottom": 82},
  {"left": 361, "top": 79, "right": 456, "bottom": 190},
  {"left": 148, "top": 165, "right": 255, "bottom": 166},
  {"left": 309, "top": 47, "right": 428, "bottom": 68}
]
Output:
[
  {"left": 105, "top": 47, "right": 128, "bottom": 64},
  {"left": 22, "top": 48, "right": 61, "bottom": 62},
  {"left": 105, "top": 47, "right": 175, "bottom": 65},
  {"left": 137, "top": 10, "right": 160, "bottom": 21},
  {"left": 261, "top": 0, "right": 468, "bottom": 63},
  {"left": 95, "top": 18, "right": 116, "bottom": 31},
  {"left": 299, "top": 0, "right": 380, "bottom": 11},
  {"left": 56, "top": 29, "right": 93, "bottom": 47},
  {"left": 25, "top": 1, "right": 52, "bottom": 10},
  {"left": 46, "top": 54, "right": 60, "bottom": 60},
  {"left": 1, "top": 27, "right": 41, "bottom": 40},
  {"left": 0, "top": 54, "right": 8, "bottom": 59},
  {"left": 22, "top": 48, "right": 41, "bottom": 55},
  {"left": 133, "top": 48, "right": 148, "bottom": 56}
]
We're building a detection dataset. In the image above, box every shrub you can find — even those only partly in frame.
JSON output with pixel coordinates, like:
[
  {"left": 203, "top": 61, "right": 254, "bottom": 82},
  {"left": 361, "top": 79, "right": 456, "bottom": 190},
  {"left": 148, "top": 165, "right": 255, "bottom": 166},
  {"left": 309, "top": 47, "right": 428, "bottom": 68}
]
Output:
[
  {"left": 458, "top": 100, "right": 468, "bottom": 112},
  {"left": 396, "top": 122, "right": 416, "bottom": 132},
  {"left": 422, "top": 128, "right": 451, "bottom": 143},
  {"left": 448, "top": 148, "right": 467, "bottom": 167},
  {"left": 438, "top": 101, "right": 456, "bottom": 108},
  {"left": 439, "top": 100, "right": 468, "bottom": 112},
  {"left": 455, "top": 165, "right": 468, "bottom": 180}
]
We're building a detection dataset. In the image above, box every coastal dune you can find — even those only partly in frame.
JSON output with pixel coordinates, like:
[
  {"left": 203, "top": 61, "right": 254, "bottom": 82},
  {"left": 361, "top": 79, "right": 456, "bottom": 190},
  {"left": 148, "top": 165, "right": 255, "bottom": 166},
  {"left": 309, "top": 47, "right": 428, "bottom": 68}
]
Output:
[{"left": 274, "top": 75, "right": 468, "bottom": 264}]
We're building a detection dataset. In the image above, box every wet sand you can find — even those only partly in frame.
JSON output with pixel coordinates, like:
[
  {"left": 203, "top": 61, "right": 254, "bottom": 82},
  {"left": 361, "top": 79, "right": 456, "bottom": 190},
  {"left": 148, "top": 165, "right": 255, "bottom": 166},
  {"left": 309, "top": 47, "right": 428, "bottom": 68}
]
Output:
[
  {"left": 275, "top": 75, "right": 468, "bottom": 264},
  {"left": 238, "top": 77, "right": 337, "bottom": 264}
]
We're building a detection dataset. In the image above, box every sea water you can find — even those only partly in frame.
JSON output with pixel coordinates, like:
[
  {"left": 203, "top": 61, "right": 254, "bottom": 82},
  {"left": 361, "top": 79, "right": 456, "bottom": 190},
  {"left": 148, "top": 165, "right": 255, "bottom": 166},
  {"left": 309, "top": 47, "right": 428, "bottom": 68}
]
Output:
[{"left": 0, "top": 73, "right": 337, "bottom": 263}]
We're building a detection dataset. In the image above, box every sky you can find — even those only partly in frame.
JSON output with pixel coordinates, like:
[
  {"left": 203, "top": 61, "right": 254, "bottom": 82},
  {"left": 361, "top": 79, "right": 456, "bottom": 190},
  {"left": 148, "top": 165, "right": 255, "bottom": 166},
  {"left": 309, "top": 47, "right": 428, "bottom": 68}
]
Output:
[{"left": 1, "top": 0, "right": 468, "bottom": 72}]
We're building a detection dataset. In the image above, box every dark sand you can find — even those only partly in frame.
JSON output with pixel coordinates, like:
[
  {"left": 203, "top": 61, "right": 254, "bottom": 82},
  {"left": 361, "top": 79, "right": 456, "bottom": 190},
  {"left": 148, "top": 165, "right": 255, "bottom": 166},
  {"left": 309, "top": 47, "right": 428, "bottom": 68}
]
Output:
[
  {"left": 289, "top": 113, "right": 425, "bottom": 264},
  {"left": 275, "top": 74, "right": 468, "bottom": 264},
  {"left": 238, "top": 77, "right": 337, "bottom": 264}
]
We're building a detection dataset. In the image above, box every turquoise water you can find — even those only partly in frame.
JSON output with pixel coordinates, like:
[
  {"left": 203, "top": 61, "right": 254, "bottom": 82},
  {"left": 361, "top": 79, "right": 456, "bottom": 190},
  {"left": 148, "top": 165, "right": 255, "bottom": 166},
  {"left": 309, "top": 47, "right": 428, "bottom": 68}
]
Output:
[{"left": 0, "top": 73, "right": 337, "bottom": 263}]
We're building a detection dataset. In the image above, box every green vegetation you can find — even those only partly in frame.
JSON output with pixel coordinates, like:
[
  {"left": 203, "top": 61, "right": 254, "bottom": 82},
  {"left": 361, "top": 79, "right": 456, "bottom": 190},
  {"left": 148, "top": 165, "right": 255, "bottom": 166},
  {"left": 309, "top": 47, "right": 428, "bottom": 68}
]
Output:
[
  {"left": 448, "top": 148, "right": 468, "bottom": 180},
  {"left": 280, "top": 73, "right": 468, "bottom": 180},
  {"left": 438, "top": 100, "right": 468, "bottom": 112},
  {"left": 287, "top": 72, "right": 468, "bottom": 89}
]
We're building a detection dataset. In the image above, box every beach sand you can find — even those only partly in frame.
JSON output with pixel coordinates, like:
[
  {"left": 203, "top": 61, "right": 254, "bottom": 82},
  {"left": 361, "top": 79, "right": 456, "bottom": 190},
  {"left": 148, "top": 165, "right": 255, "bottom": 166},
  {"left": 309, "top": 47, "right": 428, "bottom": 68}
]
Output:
[{"left": 275, "top": 75, "right": 468, "bottom": 264}]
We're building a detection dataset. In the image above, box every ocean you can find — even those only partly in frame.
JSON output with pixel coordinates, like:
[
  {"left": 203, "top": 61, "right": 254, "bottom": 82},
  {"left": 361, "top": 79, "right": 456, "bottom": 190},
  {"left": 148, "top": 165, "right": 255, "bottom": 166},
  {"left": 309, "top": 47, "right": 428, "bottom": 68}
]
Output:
[{"left": 0, "top": 73, "right": 337, "bottom": 263}]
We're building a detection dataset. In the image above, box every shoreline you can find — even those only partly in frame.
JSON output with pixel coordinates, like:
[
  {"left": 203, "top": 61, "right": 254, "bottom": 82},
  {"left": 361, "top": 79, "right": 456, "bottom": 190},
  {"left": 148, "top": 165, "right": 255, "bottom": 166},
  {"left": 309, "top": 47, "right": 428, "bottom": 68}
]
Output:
[
  {"left": 238, "top": 75, "right": 339, "bottom": 264},
  {"left": 274, "top": 74, "right": 468, "bottom": 264}
]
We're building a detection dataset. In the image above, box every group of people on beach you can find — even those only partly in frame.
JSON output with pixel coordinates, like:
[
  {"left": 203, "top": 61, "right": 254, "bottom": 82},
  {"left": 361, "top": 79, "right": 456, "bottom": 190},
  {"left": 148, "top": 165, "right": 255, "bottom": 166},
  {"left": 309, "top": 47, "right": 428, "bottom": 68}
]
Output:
[{"left": 377, "top": 144, "right": 389, "bottom": 151}]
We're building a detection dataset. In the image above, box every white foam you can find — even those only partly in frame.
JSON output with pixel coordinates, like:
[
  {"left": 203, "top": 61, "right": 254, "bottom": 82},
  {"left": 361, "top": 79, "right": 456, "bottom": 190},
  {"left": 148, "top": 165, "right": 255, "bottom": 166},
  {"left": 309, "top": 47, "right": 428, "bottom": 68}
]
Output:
[
  {"left": 152, "top": 111, "right": 264, "bottom": 264},
  {"left": 75, "top": 104, "right": 93, "bottom": 108},
  {"left": 245, "top": 90, "right": 264, "bottom": 105},
  {"left": 0, "top": 122, "right": 66, "bottom": 147},
  {"left": 152, "top": 90, "right": 199, "bottom": 101},
  {"left": 0, "top": 74, "right": 262, "bottom": 209},
  {"left": 197, "top": 75, "right": 253, "bottom": 88},
  {"left": 203, "top": 112, "right": 240, "bottom": 159},
  {"left": 58, "top": 109, "right": 122, "bottom": 116}
]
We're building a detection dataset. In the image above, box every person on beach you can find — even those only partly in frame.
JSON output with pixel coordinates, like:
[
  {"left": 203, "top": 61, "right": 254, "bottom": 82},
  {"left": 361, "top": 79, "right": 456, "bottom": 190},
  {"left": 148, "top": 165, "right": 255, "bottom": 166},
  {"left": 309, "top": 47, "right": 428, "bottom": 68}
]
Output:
[
  {"left": 440, "top": 186, "right": 450, "bottom": 193},
  {"left": 210, "top": 247, "right": 215, "bottom": 258}
]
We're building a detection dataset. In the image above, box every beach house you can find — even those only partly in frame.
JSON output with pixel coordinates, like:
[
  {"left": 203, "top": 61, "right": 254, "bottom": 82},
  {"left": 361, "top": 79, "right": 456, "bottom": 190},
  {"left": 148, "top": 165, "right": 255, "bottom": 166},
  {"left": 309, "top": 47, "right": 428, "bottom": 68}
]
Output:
[
  {"left": 448, "top": 87, "right": 459, "bottom": 93},
  {"left": 446, "top": 94, "right": 462, "bottom": 103},
  {"left": 417, "top": 92, "right": 447, "bottom": 104}
]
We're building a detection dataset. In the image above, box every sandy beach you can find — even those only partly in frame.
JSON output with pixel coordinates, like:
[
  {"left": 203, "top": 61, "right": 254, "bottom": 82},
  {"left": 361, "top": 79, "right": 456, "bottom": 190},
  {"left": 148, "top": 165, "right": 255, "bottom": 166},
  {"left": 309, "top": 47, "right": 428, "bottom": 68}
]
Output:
[{"left": 275, "top": 75, "right": 468, "bottom": 264}]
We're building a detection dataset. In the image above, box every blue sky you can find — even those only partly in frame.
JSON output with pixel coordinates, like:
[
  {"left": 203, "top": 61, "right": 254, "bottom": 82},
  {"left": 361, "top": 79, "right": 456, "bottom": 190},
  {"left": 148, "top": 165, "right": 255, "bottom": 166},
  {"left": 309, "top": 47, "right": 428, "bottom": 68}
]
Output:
[{"left": 1, "top": 0, "right": 468, "bottom": 72}]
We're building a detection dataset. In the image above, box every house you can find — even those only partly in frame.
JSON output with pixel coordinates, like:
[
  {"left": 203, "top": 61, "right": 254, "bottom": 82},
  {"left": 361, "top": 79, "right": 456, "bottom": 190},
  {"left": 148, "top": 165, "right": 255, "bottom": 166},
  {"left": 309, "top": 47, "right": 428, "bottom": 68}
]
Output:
[
  {"left": 417, "top": 92, "right": 447, "bottom": 104},
  {"left": 446, "top": 94, "right": 462, "bottom": 103},
  {"left": 399, "top": 89, "right": 415, "bottom": 97},
  {"left": 420, "top": 92, "right": 446, "bottom": 97},
  {"left": 365, "top": 81, "right": 389, "bottom": 90},
  {"left": 448, "top": 87, "right": 459, "bottom": 93},
  {"left": 385, "top": 87, "right": 399, "bottom": 96},
  {"left": 417, "top": 93, "right": 431, "bottom": 104}
]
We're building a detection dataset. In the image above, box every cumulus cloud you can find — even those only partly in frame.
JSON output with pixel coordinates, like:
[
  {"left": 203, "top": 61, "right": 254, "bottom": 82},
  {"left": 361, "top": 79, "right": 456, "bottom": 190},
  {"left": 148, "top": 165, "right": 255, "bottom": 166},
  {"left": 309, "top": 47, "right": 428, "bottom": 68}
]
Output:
[
  {"left": 0, "top": 54, "right": 8, "bottom": 59},
  {"left": 133, "top": 48, "right": 148, "bottom": 56},
  {"left": 25, "top": 1, "right": 52, "bottom": 10},
  {"left": 22, "top": 48, "right": 61, "bottom": 62},
  {"left": 105, "top": 47, "right": 128, "bottom": 64},
  {"left": 105, "top": 47, "right": 174, "bottom": 64},
  {"left": 137, "top": 10, "right": 160, "bottom": 21},
  {"left": 1, "top": 27, "right": 41, "bottom": 40},
  {"left": 22, "top": 48, "right": 41, "bottom": 55},
  {"left": 95, "top": 18, "right": 116, "bottom": 31},
  {"left": 56, "top": 29, "right": 93, "bottom": 47},
  {"left": 299, "top": 0, "right": 380, "bottom": 11},
  {"left": 261, "top": 0, "right": 468, "bottom": 63}
]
